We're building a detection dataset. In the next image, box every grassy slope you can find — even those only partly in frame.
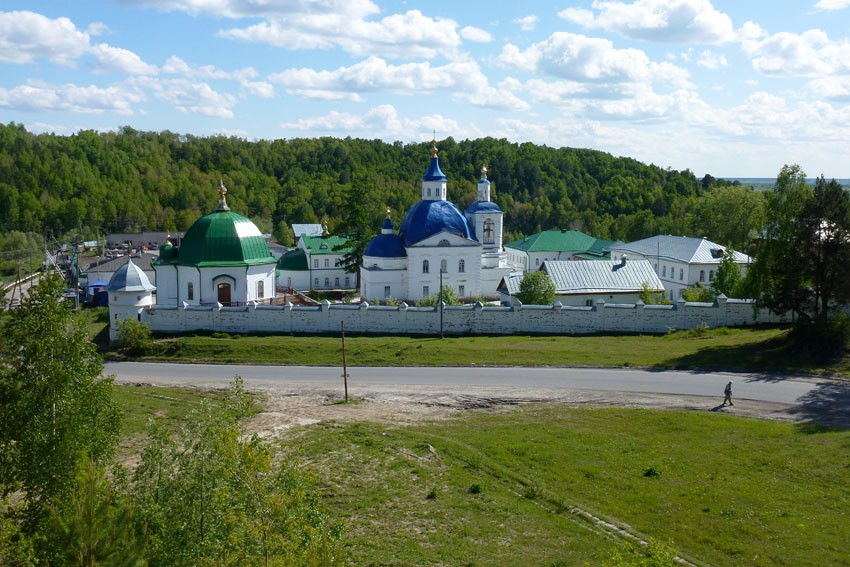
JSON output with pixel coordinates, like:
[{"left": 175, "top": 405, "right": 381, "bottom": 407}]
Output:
[{"left": 290, "top": 407, "right": 850, "bottom": 566}]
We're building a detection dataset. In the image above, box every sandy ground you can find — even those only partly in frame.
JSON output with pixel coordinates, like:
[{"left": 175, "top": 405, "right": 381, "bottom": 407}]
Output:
[{"left": 238, "top": 382, "right": 808, "bottom": 440}]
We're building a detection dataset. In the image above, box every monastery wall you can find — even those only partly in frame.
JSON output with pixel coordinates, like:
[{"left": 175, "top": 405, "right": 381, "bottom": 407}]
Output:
[{"left": 143, "top": 296, "right": 790, "bottom": 336}]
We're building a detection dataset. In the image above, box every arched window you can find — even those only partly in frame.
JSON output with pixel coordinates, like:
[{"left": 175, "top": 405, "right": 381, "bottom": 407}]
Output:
[
  {"left": 699, "top": 270, "right": 705, "bottom": 282},
  {"left": 187, "top": 281, "right": 194, "bottom": 301},
  {"left": 324, "top": 277, "right": 330, "bottom": 288},
  {"left": 440, "top": 259, "right": 447, "bottom": 273},
  {"left": 458, "top": 259, "right": 465, "bottom": 273},
  {"left": 257, "top": 280, "right": 264, "bottom": 298},
  {"left": 662, "top": 265, "right": 667, "bottom": 277},
  {"left": 438, "top": 239, "right": 451, "bottom": 247},
  {"left": 422, "top": 259, "right": 429, "bottom": 273},
  {"left": 483, "top": 219, "right": 495, "bottom": 244},
  {"left": 709, "top": 270, "right": 715, "bottom": 281}
]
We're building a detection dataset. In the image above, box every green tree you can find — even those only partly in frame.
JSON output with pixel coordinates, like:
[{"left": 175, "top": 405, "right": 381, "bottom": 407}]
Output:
[
  {"left": 134, "top": 377, "right": 341, "bottom": 566},
  {"left": 516, "top": 270, "right": 555, "bottom": 305},
  {"left": 712, "top": 248, "right": 743, "bottom": 298},
  {"left": 0, "top": 275, "right": 121, "bottom": 527}
]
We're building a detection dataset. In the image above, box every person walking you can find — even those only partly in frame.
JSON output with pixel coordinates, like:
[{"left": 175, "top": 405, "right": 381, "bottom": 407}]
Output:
[{"left": 723, "top": 381, "right": 733, "bottom": 406}]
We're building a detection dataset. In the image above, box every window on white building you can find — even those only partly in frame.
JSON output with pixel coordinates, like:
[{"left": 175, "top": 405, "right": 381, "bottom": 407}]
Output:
[
  {"left": 700, "top": 270, "right": 705, "bottom": 282},
  {"left": 535, "top": 258, "right": 540, "bottom": 267},
  {"left": 423, "top": 285, "right": 429, "bottom": 297},
  {"left": 314, "top": 277, "right": 319, "bottom": 287},
  {"left": 458, "top": 285, "right": 465, "bottom": 297},
  {"left": 345, "top": 276, "right": 350, "bottom": 287},
  {"left": 324, "top": 278, "right": 329, "bottom": 288},
  {"left": 257, "top": 280, "right": 264, "bottom": 298},
  {"left": 662, "top": 265, "right": 666, "bottom": 277},
  {"left": 709, "top": 270, "right": 715, "bottom": 281},
  {"left": 483, "top": 219, "right": 495, "bottom": 244},
  {"left": 423, "top": 259, "right": 429, "bottom": 273},
  {"left": 440, "top": 259, "right": 447, "bottom": 273},
  {"left": 384, "top": 286, "right": 391, "bottom": 298},
  {"left": 187, "top": 282, "right": 194, "bottom": 301},
  {"left": 335, "top": 277, "right": 340, "bottom": 287},
  {"left": 458, "top": 259, "right": 465, "bottom": 273},
  {"left": 313, "top": 259, "right": 318, "bottom": 268},
  {"left": 324, "top": 258, "right": 329, "bottom": 268},
  {"left": 679, "top": 269, "right": 684, "bottom": 281},
  {"left": 287, "top": 277, "right": 292, "bottom": 288}
]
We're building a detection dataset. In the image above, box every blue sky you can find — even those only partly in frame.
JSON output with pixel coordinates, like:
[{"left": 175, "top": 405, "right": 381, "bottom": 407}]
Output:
[{"left": 2, "top": 0, "right": 850, "bottom": 177}]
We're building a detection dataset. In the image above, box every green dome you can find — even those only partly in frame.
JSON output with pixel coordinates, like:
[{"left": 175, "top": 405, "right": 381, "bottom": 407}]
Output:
[
  {"left": 169, "top": 210, "right": 275, "bottom": 267},
  {"left": 277, "top": 248, "right": 309, "bottom": 271}
]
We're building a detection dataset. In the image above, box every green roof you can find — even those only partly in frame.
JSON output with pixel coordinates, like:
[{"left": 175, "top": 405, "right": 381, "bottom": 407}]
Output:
[
  {"left": 277, "top": 248, "right": 309, "bottom": 271},
  {"left": 155, "top": 210, "right": 275, "bottom": 267},
  {"left": 300, "top": 234, "right": 352, "bottom": 255},
  {"left": 505, "top": 230, "right": 612, "bottom": 255}
]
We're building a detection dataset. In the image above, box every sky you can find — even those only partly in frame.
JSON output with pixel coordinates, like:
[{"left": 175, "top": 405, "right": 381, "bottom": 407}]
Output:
[{"left": 2, "top": 0, "right": 850, "bottom": 178}]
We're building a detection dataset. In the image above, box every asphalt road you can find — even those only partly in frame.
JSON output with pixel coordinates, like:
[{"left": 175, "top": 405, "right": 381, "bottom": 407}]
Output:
[{"left": 105, "top": 362, "right": 820, "bottom": 405}]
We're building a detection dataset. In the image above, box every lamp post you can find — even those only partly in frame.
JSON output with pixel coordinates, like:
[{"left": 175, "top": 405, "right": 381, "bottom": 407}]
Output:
[{"left": 439, "top": 266, "right": 444, "bottom": 339}]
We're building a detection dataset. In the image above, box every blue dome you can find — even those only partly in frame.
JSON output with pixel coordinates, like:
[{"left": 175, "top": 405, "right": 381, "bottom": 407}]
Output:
[
  {"left": 465, "top": 201, "right": 502, "bottom": 214},
  {"left": 423, "top": 157, "right": 446, "bottom": 181},
  {"left": 364, "top": 234, "right": 407, "bottom": 258},
  {"left": 399, "top": 200, "right": 475, "bottom": 246}
]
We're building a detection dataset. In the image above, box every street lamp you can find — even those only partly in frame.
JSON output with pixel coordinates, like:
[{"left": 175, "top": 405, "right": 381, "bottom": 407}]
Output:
[{"left": 439, "top": 266, "right": 444, "bottom": 339}]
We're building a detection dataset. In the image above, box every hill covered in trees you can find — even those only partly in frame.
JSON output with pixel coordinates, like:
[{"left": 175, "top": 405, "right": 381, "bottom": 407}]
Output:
[{"left": 0, "top": 122, "right": 764, "bottom": 249}]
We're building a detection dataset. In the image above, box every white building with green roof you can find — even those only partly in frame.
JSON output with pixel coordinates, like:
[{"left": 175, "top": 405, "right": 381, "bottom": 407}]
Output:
[
  {"left": 277, "top": 230, "right": 354, "bottom": 291},
  {"left": 505, "top": 230, "right": 618, "bottom": 272},
  {"left": 151, "top": 181, "right": 277, "bottom": 306}
]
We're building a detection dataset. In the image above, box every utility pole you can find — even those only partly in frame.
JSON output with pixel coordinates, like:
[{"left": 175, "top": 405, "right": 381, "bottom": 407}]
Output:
[{"left": 341, "top": 320, "right": 349, "bottom": 402}]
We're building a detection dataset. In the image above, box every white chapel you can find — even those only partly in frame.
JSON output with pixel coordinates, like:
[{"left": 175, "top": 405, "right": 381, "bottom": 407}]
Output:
[{"left": 360, "top": 144, "right": 511, "bottom": 301}]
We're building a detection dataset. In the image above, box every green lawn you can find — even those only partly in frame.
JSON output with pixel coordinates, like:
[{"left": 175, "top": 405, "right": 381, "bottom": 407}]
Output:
[
  {"left": 123, "top": 326, "right": 847, "bottom": 376},
  {"left": 288, "top": 406, "right": 850, "bottom": 566}
]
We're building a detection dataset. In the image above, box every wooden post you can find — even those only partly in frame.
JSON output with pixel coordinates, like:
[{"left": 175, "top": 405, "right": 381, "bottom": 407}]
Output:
[{"left": 341, "top": 320, "right": 349, "bottom": 402}]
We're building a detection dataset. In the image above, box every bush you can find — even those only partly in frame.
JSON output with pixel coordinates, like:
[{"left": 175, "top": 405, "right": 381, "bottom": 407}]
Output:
[
  {"left": 789, "top": 313, "right": 850, "bottom": 359},
  {"left": 115, "top": 318, "right": 153, "bottom": 355},
  {"left": 516, "top": 271, "right": 555, "bottom": 305}
]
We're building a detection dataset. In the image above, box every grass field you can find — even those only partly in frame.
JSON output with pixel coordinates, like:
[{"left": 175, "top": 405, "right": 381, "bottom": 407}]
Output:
[{"left": 285, "top": 406, "right": 850, "bottom": 566}]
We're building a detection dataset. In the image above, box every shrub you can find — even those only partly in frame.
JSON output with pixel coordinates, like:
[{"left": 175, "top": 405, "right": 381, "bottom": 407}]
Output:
[
  {"left": 516, "top": 271, "right": 555, "bottom": 305},
  {"left": 789, "top": 313, "right": 850, "bottom": 359},
  {"left": 115, "top": 318, "right": 153, "bottom": 355}
]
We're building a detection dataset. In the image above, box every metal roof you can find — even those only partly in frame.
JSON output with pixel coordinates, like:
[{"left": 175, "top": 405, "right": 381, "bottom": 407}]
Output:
[
  {"left": 300, "top": 234, "right": 352, "bottom": 255},
  {"left": 364, "top": 233, "right": 407, "bottom": 258},
  {"left": 156, "top": 210, "right": 276, "bottom": 267},
  {"left": 505, "top": 230, "right": 616, "bottom": 257},
  {"left": 277, "top": 247, "right": 309, "bottom": 271},
  {"left": 611, "top": 235, "right": 751, "bottom": 264},
  {"left": 541, "top": 259, "right": 664, "bottom": 295},
  {"left": 107, "top": 259, "right": 156, "bottom": 292},
  {"left": 398, "top": 199, "right": 475, "bottom": 246},
  {"left": 292, "top": 223, "right": 323, "bottom": 238}
]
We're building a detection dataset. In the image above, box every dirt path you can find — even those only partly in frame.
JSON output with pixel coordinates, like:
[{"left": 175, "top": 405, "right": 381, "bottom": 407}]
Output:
[{"left": 243, "top": 382, "right": 806, "bottom": 440}]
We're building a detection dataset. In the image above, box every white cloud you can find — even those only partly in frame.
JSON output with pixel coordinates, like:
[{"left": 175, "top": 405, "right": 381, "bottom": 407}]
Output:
[
  {"left": 0, "top": 11, "right": 90, "bottom": 65},
  {"left": 89, "top": 44, "right": 159, "bottom": 75},
  {"left": 559, "top": 0, "right": 736, "bottom": 44},
  {"left": 499, "top": 32, "right": 691, "bottom": 88},
  {"left": 814, "top": 0, "right": 850, "bottom": 10},
  {"left": 0, "top": 10, "right": 158, "bottom": 75},
  {"left": 808, "top": 76, "right": 850, "bottom": 101},
  {"left": 133, "top": 77, "right": 238, "bottom": 118},
  {"left": 696, "top": 50, "right": 728, "bottom": 69},
  {"left": 281, "top": 104, "right": 461, "bottom": 140},
  {"left": 219, "top": 9, "right": 462, "bottom": 59},
  {"left": 742, "top": 29, "right": 850, "bottom": 77},
  {"left": 514, "top": 15, "right": 538, "bottom": 31},
  {"left": 460, "top": 26, "right": 492, "bottom": 43},
  {"left": 162, "top": 56, "right": 273, "bottom": 97},
  {"left": 119, "top": 0, "right": 380, "bottom": 20},
  {"left": 0, "top": 81, "right": 144, "bottom": 114},
  {"left": 86, "top": 22, "right": 111, "bottom": 36},
  {"left": 270, "top": 56, "right": 520, "bottom": 109}
]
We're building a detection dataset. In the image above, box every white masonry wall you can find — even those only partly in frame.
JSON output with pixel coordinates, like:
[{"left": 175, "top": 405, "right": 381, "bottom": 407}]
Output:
[{"left": 142, "top": 296, "right": 790, "bottom": 336}]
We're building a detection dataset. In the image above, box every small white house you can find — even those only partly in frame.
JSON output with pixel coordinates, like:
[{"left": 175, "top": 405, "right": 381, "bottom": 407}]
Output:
[
  {"left": 106, "top": 258, "right": 156, "bottom": 342},
  {"left": 609, "top": 236, "right": 751, "bottom": 300},
  {"left": 277, "top": 233, "right": 354, "bottom": 291}
]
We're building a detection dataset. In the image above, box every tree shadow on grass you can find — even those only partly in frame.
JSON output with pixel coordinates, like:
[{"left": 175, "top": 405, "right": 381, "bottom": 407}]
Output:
[
  {"left": 651, "top": 334, "right": 795, "bottom": 374},
  {"left": 786, "top": 381, "right": 850, "bottom": 430}
]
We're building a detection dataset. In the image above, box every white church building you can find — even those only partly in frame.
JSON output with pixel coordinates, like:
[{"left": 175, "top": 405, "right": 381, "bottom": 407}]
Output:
[{"left": 360, "top": 144, "right": 511, "bottom": 302}]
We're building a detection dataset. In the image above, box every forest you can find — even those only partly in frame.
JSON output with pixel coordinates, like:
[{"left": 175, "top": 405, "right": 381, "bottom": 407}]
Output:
[{"left": 0, "top": 122, "right": 766, "bottom": 257}]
